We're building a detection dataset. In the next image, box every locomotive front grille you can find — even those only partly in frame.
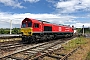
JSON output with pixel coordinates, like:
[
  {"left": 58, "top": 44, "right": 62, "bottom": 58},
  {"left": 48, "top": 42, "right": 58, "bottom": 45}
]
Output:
[{"left": 21, "top": 28, "right": 33, "bottom": 36}]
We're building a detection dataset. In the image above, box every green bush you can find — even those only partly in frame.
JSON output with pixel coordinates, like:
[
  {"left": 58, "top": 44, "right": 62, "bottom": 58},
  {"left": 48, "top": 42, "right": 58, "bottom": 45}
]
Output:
[{"left": 0, "top": 28, "right": 20, "bottom": 34}]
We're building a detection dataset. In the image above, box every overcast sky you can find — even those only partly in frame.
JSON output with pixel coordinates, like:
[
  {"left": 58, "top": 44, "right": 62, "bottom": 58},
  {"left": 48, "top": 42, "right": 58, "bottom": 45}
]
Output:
[{"left": 0, "top": 0, "right": 90, "bottom": 28}]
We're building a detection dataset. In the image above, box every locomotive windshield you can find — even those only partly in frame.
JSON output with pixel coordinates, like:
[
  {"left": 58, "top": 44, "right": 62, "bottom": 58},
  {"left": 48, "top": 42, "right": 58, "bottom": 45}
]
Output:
[
  {"left": 28, "top": 22, "right": 32, "bottom": 27},
  {"left": 21, "top": 22, "right": 32, "bottom": 28},
  {"left": 22, "top": 23, "right": 26, "bottom": 28}
]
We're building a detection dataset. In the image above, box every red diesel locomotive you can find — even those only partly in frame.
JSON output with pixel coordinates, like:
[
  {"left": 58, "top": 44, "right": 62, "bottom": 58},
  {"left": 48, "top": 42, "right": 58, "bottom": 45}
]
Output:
[{"left": 21, "top": 18, "right": 74, "bottom": 43}]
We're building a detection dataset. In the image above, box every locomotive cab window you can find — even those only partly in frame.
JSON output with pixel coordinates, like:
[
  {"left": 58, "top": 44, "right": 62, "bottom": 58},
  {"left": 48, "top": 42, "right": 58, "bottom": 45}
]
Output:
[
  {"left": 34, "top": 23, "right": 39, "bottom": 28},
  {"left": 28, "top": 22, "right": 32, "bottom": 27},
  {"left": 22, "top": 23, "right": 26, "bottom": 28}
]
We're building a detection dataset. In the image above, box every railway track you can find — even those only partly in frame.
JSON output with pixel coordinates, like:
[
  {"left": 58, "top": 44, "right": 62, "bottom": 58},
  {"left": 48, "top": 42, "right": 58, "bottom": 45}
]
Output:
[
  {"left": 0, "top": 42, "right": 26, "bottom": 51},
  {"left": 36, "top": 45, "right": 80, "bottom": 60},
  {"left": 31, "top": 37, "right": 80, "bottom": 60},
  {"left": 0, "top": 36, "right": 76, "bottom": 60},
  {"left": 0, "top": 37, "right": 74, "bottom": 60},
  {"left": 0, "top": 34, "right": 21, "bottom": 43}
]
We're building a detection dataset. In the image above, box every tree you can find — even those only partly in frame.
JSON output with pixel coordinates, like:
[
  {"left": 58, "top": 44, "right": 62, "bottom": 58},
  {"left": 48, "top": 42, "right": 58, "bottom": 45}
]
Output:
[
  {"left": 0, "top": 28, "right": 5, "bottom": 34},
  {"left": 12, "top": 28, "right": 19, "bottom": 34}
]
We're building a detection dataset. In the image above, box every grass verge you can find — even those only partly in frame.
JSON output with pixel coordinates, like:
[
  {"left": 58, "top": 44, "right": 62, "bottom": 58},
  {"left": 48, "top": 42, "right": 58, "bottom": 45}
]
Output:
[
  {"left": 63, "top": 37, "right": 87, "bottom": 51},
  {"left": 86, "top": 51, "right": 90, "bottom": 60}
]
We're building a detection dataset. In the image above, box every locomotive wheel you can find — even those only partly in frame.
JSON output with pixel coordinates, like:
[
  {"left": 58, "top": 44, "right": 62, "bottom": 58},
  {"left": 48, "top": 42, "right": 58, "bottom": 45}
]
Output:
[
  {"left": 30, "top": 36, "right": 36, "bottom": 43},
  {"left": 22, "top": 37, "right": 24, "bottom": 42},
  {"left": 22, "top": 37, "right": 29, "bottom": 44}
]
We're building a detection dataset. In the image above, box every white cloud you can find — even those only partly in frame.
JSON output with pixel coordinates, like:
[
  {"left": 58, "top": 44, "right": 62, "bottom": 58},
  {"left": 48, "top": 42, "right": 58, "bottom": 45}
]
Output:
[
  {"left": 0, "top": 12, "right": 90, "bottom": 28},
  {"left": 0, "top": 0, "right": 89, "bottom": 28},
  {"left": 55, "top": 0, "right": 90, "bottom": 13},
  {"left": 0, "top": 0, "right": 24, "bottom": 8},
  {"left": 73, "top": 23, "right": 90, "bottom": 28},
  {"left": 0, "top": 12, "right": 77, "bottom": 28},
  {"left": 24, "top": 0, "right": 40, "bottom": 3},
  {"left": 46, "top": 0, "right": 57, "bottom": 3}
]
